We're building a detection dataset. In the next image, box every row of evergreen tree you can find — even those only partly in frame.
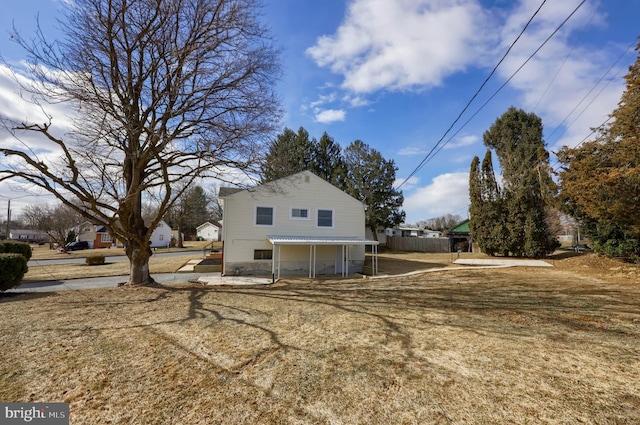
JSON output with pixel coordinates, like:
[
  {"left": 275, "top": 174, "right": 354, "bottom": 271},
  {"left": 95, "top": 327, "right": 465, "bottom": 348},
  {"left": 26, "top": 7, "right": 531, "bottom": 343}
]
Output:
[
  {"left": 261, "top": 128, "right": 405, "bottom": 239},
  {"left": 470, "top": 41, "right": 640, "bottom": 261}
]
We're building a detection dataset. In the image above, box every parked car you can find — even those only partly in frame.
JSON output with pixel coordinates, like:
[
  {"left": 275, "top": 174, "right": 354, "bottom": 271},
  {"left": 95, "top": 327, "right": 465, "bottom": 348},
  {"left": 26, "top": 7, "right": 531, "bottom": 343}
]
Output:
[
  {"left": 66, "top": 241, "right": 90, "bottom": 251},
  {"left": 572, "top": 244, "right": 591, "bottom": 252}
]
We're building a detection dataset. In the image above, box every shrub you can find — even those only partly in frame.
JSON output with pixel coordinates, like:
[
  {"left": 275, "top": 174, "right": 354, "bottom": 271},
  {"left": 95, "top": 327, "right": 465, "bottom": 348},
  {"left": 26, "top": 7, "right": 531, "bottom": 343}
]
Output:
[
  {"left": 86, "top": 255, "right": 106, "bottom": 266},
  {"left": 0, "top": 254, "right": 28, "bottom": 292},
  {"left": 0, "top": 240, "right": 32, "bottom": 261}
]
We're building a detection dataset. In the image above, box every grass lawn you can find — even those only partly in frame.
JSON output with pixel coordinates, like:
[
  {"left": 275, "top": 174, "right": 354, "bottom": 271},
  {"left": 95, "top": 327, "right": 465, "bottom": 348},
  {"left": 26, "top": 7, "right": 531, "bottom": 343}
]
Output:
[{"left": 1, "top": 253, "right": 639, "bottom": 424}]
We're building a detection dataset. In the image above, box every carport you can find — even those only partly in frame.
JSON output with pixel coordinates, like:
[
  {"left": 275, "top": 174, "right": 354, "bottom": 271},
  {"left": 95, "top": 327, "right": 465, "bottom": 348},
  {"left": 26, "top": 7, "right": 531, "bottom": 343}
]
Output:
[{"left": 268, "top": 235, "right": 379, "bottom": 279}]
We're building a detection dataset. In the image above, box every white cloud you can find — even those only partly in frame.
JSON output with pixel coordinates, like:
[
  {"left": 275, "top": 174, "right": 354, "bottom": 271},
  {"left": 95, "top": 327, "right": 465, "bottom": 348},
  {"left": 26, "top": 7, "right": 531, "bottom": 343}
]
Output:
[
  {"left": 444, "top": 134, "right": 479, "bottom": 150},
  {"left": 394, "top": 175, "right": 419, "bottom": 191},
  {"left": 314, "top": 108, "right": 346, "bottom": 124},
  {"left": 397, "top": 146, "right": 427, "bottom": 156},
  {"left": 0, "top": 65, "right": 82, "bottom": 216},
  {"left": 402, "top": 172, "right": 469, "bottom": 221},
  {"left": 306, "top": 0, "right": 489, "bottom": 93},
  {"left": 493, "top": 0, "right": 626, "bottom": 150}
]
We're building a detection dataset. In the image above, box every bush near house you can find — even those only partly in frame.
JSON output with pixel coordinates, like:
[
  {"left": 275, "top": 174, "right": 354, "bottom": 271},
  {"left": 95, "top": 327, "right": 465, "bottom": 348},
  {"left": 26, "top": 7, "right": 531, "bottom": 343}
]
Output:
[{"left": 0, "top": 254, "right": 28, "bottom": 292}]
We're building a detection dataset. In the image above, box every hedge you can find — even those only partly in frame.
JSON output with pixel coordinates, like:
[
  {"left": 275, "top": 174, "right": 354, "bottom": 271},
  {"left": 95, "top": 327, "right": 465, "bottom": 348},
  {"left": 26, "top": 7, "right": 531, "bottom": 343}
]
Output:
[
  {"left": 86, "top": 255, "right": 106, "bottom": 266},
  {"left": 0, "top": 240, "right": 33, "bottom": 261},
  {"left": 0, "top": 254, "right": 28, "bottom": 292}
]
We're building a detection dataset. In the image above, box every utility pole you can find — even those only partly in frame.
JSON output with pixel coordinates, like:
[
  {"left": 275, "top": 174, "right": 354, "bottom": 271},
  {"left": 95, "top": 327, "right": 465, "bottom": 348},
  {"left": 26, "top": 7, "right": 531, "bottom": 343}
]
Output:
[{"left": 5, "top": 199, "right": 10, "bottom": 240}]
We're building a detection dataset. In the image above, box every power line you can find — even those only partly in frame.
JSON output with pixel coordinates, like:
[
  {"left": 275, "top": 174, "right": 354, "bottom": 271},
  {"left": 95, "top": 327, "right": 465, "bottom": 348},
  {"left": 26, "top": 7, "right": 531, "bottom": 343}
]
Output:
[
  {"left": 396, "top": 0, "right": 550, "bottom": 189},
  {"left": 398, "top": 0, "right": 587, "bottom": 189},
  {"left": 532, "top": 2, "right": 601, "bottom": 113},
  {"left": 544, "top": 40, "right": 635, "bottom": 145}
]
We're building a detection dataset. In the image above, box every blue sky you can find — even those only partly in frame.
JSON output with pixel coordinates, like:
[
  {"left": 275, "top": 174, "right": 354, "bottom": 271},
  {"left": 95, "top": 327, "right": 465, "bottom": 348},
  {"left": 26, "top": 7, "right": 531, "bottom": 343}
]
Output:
[{"left": 1, "top": 0, "right": 639, "bottom": 224}]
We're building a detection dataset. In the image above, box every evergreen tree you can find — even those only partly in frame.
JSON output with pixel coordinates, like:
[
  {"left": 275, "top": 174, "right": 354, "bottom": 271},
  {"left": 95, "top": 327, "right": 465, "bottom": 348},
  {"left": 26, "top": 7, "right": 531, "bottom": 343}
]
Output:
[
  {"left": 558, "top": 41, "right": 640, "bottom": 260},
  {"left": 343, "top": 140, "right": 405, "bottom": 240},
  {"left": 311, "top": 132, "right": 347, "bottom": 190},
  {"left": 261, "top": 127, "right": 314, "bottom": 182},
  {"left": 469, "top": 150, "right": 507, "bottom": 256},
  {"left": 472, "top": 107, "right": 558, "bottom": 257},
  {"left": 166, "top": 185, "right": 212, "bottom": 246}
]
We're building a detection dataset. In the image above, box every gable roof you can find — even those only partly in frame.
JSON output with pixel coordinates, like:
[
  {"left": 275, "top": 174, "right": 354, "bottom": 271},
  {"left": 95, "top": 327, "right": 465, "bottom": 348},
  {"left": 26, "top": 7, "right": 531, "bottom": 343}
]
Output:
[
  {"left": 449, "top": 219, "right": 470, "bottom": 234},
  {"left": 196, "top": 221, "right": 222, "bottom": 230},
  {"left": 218, "top": 187, "right": 243, "bottom": 197},
  {"left": 218, "top": 170, "right": 360, "bottom": 204}
]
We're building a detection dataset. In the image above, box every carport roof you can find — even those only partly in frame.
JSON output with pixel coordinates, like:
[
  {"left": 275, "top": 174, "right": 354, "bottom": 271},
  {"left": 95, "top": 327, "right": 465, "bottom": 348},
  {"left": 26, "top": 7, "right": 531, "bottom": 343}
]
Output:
[{"left": 268, "top": 235, "right": 378, "bottom": 245}]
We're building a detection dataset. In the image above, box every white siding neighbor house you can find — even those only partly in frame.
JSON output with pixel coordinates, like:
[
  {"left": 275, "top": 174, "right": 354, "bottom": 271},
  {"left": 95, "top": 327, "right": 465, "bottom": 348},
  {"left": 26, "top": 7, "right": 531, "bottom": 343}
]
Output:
[
  {"left": 114, "top": 219, "right": 172, "bottom": 248},
  {"left": 196, "top": 221, "right": 222, "bottom": 241},
  {"left": 219, "top": 171, "right": 378, "bottom": 278}
]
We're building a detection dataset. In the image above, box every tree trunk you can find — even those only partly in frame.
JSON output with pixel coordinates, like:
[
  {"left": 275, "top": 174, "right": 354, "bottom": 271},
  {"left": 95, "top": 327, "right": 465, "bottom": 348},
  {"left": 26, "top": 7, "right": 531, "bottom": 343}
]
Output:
[
  {"left": 178, "top": 222, "right": 184, "bottom": 248},
  {"left": 123, "top": 241, "right": 156, "bottom": 286},
  {"left": 369, "top": 224, "right": 379, "bottom": 242}
]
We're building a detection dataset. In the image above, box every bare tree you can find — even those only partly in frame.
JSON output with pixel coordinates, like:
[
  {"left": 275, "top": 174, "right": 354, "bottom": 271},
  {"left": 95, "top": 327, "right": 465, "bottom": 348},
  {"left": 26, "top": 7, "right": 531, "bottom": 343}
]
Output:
[
  {"left": 0, "top": 0, "right": 281, "bottom": 285},
  {"left": 23, "top": 203, "right": 85, "bottom": 250}
]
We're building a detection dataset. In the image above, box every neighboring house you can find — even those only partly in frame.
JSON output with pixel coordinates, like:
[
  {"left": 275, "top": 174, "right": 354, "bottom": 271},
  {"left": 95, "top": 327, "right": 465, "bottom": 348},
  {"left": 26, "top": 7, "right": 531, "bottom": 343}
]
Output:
[
  {"left": 448, "top": 219, "right": 472, "bottom": 252},
  {"left": 423, "top": 230, "right": 442, "bottom": 238},
  {"left": 393, "top": 225, "right": 420, "bottom": 237},
  {"left": 365, "top": 227, "right": 390, "bottom": 246},
  {"left": 8, "top": 229, "right": 49, "bottom": 243},
  {"left": 77, "top": 222, "right": 114, "bottom": 249},
  {"left": 149, "top": 220, "right": 172, "bottom": 247},
  {"left": 196, "top": 221, "right": 222, "bottom": 241},
  {"left": 219, "top": 170, "right": 379, "bottom": 278},
  {"left": 110, "top": 219, "right": 172, "bottom": 248}
]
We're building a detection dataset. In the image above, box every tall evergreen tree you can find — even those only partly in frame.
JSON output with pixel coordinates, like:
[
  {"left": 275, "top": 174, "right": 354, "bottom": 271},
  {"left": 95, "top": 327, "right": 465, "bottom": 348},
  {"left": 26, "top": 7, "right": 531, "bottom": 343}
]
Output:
[
  {"left": 469, "top": 150, "right": 506, "bottom": 256},
  {"left": 166, "top": 185, "right": 212, "bottom": 247},
  {"left": 558, "top": 41, "right": 640, "bottom": 260},
  {"left": 311, "top": 132, "right": 347, "bottom": 190},
  {"left": 471, "top": 107, "right": 558, "bottom": 257},
  {"left": 261, "top": 127, "right": 314, "bottom": 182},
  {"left": 343, "top": 140, "right": 405, "bottom": 240}
]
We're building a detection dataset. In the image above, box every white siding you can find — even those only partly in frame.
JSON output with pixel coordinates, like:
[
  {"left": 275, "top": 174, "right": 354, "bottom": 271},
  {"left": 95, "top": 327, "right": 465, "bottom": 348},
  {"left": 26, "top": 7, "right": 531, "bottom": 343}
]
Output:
[
  {"left": 221, "top": 171, "right": 367, "bottom": 275},
  {"left": 197, "top": 223, "right": 220, "bottom": 241}
]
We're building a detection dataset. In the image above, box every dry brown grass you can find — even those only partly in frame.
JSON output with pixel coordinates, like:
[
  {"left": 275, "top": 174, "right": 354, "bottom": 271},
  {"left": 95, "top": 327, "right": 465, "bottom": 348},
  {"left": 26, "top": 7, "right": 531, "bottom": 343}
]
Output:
[
  {"left": 1, "top": 252, "right": 639, "bottom": 424},
  {"left": 28, "top": 240, "right": 214, "bottom": 260},
  {"left": 23, "top": 255, "right": 198, "bottom": 281}
]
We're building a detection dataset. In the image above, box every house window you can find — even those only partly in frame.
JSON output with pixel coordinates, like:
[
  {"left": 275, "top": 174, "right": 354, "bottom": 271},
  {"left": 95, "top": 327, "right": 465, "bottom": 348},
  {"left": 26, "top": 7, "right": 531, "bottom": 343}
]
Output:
[
  {"left": 317, "top": 209, "right": 334, "bottom": 228},
  {"left": 254, "top": 249, "right": 273, "bottom": 260},
  {"left": 256, "top": 206, "right": 274, "bottom": 226},
  {"left": 291, "top": 208, "right": 309, "bottom": 220},
  {"left": 101, "top": 234, "right": 113, "bottom": 243},
  {"left": 159, "top": 234, "right": 164, "bottom": 241}
]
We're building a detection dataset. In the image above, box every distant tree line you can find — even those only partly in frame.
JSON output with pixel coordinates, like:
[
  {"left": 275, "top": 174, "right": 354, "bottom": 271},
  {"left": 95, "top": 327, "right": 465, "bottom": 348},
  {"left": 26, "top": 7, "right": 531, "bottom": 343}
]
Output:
[
  {"left": 261, "top": 127, "right": 405, "bottom": 240},
  {"left": 415, "top": 214, "right": 464, "bottom": 232}
]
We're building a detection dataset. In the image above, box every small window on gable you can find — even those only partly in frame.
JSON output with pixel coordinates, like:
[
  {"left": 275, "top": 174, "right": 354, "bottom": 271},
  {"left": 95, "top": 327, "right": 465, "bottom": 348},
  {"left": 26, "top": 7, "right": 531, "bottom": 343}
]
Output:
[
  {"left": 291, "top": 208, "right": 309, "bottom": 220},
  {"left": 317, "top": 209, "right": 333, "bottom": 228},
  {"left": 256, "top": 206, "right": 274, "bottom": 226}
]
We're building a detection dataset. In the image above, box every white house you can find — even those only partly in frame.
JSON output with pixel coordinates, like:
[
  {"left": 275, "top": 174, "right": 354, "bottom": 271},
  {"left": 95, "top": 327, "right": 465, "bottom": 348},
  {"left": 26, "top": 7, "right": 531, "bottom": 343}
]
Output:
[
  {"left": 219, "top": 171, "right": 378, "bottom": 278},
  {"left": 113, "top": 219, "right": 172, "bottom": 248},
  {"left": 196, "top": 221, "right": 222, "bottom": 241},
  {"left": 8, "top": 229, "right": 49, "bottom": 243}
]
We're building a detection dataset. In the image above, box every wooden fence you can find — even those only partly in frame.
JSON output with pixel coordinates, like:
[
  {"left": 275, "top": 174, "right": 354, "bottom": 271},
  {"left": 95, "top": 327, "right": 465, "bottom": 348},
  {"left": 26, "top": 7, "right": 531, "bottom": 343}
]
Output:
[{"left": 386, "top": 236, "right": 451, "bottom": 253}]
